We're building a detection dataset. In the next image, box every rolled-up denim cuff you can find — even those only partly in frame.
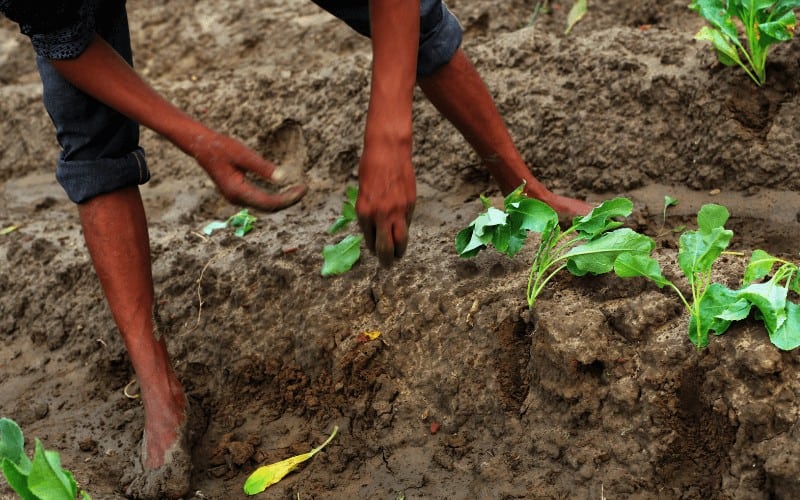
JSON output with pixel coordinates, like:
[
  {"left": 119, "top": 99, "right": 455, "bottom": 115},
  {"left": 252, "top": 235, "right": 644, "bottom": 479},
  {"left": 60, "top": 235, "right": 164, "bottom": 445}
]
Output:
[
  {"left": 417, "top": 3, "right": 462, "bottom": 76},
  {"left": 56, "top": 148, "right": 150, "bottom": 203}
]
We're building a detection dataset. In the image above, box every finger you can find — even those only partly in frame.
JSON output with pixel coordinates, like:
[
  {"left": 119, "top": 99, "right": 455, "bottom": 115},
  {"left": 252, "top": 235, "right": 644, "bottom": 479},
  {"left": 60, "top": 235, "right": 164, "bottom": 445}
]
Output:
[
  {"left": 392, "top": 218, "right": 409, "bottom": 259},
  {"left": 234, "top": 183, "right": 308, "bottom": 212},
  {"left": 374, "top": 219, "right": 396, "bottom": 268},
  {"left": 358, "top": 216, "right": 377, "bottom": 254},
  {"left": 235, "top": 148, "right": 284, "bottom": 184}
]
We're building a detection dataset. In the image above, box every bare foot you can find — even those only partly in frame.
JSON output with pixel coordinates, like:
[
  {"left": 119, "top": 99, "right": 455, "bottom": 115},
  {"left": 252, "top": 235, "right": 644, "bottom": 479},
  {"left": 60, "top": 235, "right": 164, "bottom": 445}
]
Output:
[{"left": 539, "top": 192, "right": 593, "bottom": 218}]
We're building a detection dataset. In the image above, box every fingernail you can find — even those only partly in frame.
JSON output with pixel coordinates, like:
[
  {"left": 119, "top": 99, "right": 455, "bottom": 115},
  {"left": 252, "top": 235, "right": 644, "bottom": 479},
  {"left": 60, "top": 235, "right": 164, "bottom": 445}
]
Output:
[{"left": 272, "top": 168, "right": 286, "bottom": 182}]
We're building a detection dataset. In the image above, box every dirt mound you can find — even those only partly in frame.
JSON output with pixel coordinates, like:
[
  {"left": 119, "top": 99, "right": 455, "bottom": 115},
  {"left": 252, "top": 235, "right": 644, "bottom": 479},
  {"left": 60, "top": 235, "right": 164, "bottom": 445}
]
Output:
[{"left": 2, "top": 1, "right": 800, "bottom": 498}]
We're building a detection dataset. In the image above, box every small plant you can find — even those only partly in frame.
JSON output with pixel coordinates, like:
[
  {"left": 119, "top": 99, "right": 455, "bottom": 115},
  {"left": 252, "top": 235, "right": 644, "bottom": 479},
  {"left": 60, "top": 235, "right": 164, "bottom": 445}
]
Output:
[
  {"left": 203, "top": 209, "right": 258, "bottom": 237},
  {"left": 689, "top": 0, "right": 800, "bottom": 86},
  {"left": 455, "top": 185, "right": 656, "bottom": 309},
  {"left": 322, "top": 186, "right": 363, "bottom": 276},
  {"left": 0, "top": 418, "right": 90, "bottom": 499}
]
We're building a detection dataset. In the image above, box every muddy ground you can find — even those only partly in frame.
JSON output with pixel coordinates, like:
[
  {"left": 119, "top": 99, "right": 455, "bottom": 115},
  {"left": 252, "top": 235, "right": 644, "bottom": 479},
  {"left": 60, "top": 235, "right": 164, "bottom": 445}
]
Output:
[{"left": 2, "top": 0, "right": 800, "bottom": 498}]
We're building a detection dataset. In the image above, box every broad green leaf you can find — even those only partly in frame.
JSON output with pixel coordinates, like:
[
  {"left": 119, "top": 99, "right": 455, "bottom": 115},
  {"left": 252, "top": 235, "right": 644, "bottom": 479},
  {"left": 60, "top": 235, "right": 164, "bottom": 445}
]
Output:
[
  {"left": 506, "top": 198, "right": 558, "bottom": 233},
  {"left": 572, "top": 198, "right": 633, "bottom": 239},
  {"left": 0, "top": 418, "right": 27, "bottom": 467},
  {"left": 321, "top": 235, "right": 363, "bottom": 276},
  {"left": 472, "top": 207, "right": 508, "bottom": 237},
  {"left": 696, "top": 204, "right": 729, "bottom": 233},
  {"left": 565, "top": 0, "right": 588, "bottom": 35},
  {"left": 694, "top": 26, "right": 742, "bottom": 67},
  {"left": 202, "top": 220, "right": 229, "bottom": 235},
  {"left": 690, "top": 0, "right": 740, "bottom": 39},
  {"left": 759, "top": 11, "right": 796, "bottom": 42},
  {"left": 737, "top": 279, "right": 789, "bottom": 335},
  {"left": 688, "top": 283, "right": 742, "bottom": 347},
  {"left": 28, "top": 440, "right": 77, "bottom": 500},
  {"left": 1, "top": 459, "right": 36, "bottom": 500},
  {"left": 774, "top": 0, "right": 800, "bottom": 16},
  {"left": 244, "top": 426, "right": 338, "bottom": 495},
  {"left": 613, "top": 253, "right": 671, "bottom": 288},
  {"left": 743, "top": 249, "right": 777, "bottom": 285},
  {"left": 770, "top": 301, "right": 800, "bottom": 350},
  {"left": 502, "top": 184, "right": 526, "bottom": 208},
  {"left": 345, "top": 185, "right": 358, "bottom": 205},
  {"left": 678, "top": 227, "right": 733, "bottom": 280},
  {"left": 563, "top": 228, "right": 655, "bottom": 276}
]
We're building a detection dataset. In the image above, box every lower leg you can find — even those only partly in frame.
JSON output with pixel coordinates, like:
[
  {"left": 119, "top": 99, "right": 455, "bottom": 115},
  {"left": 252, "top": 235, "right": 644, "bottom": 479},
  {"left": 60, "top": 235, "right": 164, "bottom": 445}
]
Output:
[
  {"left": 78, "top": 186, "right": 185, "bottom": 469},
  {"left": 418, "top": 48, "right": 591, "bottom": 216}
]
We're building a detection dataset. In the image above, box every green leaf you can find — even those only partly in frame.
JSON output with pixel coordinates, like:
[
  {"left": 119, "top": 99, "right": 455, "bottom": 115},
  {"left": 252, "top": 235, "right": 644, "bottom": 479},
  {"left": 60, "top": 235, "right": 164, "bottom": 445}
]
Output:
[
  {"left": 28, "top": 440, "right": 77, "bottom": 500},
  {"left": 743, "top": 249, "right": 778, "bottom": 285},
  {"left": 0, "top": 418, "right": 27, "bottom": 467},
  {"left": 678, "top": 227, "right": 733, "bottom": 281},
  {"left": 564, "top": 228, "right": 656, "bottom": 276},
  {"left": 688, "top": 283, "right": 742, "bottom": 347},
  {"left": 770, "top": 301, "right": 800, "bottom": 351},
  {"left": 1, "top": 459, "right": 36, "bottom": 500},
  {"left": 690, "top": 0, "right": 740, "bottom": 39},
  {"left": 229, "top": 209, "right": 257, "bottom": 237},
  {"left": 613, "top": 253, "right": 671, "bottom": 288},
  {"left": 664, "top": 196, "right": 678, "bottom": 209},
  {"left": 202, "top": 220, "right": 229, "bottom": 236},
  {"left": 759, "top": 11, "right": 796, "bottom": 42},
  {"left": 244, "top": 426, "right": 338, "bottom": 495},
  {"left": 694, "top": 26, "right": 743, "bottom": 67},
  {"left": 572, "top": 198, "right": 633, "bottom": 239},
  {"left": 506, "top": 198, "right": 558, "bottom": 234},
  {"left": 696, "top": 204, "right": 729, "bottom": 233},
  {"left": 328, "top": 186, "right": 359, "bottom": 234},
  {"left": 737, "top": 279, "right": 789, "bottom": 335},
  {"left": 565, "top": 0, "right": 588, "bottom": 34},
  {"left": 322, "top": 235, "right": 363, "bottom": 276}
]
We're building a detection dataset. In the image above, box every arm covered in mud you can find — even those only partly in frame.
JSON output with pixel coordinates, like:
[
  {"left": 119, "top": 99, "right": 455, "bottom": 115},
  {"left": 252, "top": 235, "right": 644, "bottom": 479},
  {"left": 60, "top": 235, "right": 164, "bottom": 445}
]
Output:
[
  {"left": 48, "top": 34, "right": 306, "bottom": 210},
  {"left": 356, "top": 0, "right": 420, "bottom": 267}
]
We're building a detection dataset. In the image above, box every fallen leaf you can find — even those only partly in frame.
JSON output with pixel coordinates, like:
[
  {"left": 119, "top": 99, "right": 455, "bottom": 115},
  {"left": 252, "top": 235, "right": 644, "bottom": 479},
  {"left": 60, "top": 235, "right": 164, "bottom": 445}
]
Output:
[{"left": 243, "top": 426, "right": 338, "bottom": 495}]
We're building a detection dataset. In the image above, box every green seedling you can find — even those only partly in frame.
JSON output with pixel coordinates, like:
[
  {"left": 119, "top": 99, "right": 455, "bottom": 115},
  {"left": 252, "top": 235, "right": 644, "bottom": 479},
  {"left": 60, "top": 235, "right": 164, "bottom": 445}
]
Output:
[
  {"left": 456, "top": 185, "right": 656, "bottom": 309},
  {"left": 243, "top": 426, "right": 338, "bottom": 495},
  {"left": 689, "top": 0, "right": 800, "bottom": 86},
  {"left": 615, "top": 204, "right": 737, "bottom": 349},
  {"left": 0, "top": 418, "right": 90, "bottom": 500},
  {"left": 322, "top": 186, "right": 363, "bottom": 276},
  {"left": 203, "top": 209, "right": 257, "bottom": 237}
]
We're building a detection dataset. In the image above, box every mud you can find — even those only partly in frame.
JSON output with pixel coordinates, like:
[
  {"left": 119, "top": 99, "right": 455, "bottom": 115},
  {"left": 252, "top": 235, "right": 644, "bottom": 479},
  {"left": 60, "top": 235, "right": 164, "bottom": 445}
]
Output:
[{"left": 2, "top": 0, "right": 800, "bottom": 498}]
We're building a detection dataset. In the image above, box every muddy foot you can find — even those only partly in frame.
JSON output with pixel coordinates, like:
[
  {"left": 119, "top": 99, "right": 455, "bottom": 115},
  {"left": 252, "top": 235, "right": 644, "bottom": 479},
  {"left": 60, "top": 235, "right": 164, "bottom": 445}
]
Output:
[{"left": 123, "top": 402, "right": 206, "bottom": 499}]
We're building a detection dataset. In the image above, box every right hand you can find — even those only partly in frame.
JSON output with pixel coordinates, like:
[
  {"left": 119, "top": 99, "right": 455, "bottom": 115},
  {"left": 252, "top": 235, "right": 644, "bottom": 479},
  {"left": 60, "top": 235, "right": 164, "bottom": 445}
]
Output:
[{"left": 190, "top": 130, "right": 307, "bottom": 211}]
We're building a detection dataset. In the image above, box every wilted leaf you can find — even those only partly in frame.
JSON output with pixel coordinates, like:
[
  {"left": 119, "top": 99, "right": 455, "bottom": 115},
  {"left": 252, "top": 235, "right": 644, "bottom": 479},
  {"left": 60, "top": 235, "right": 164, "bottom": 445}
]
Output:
[{"left": 244, "top": 426, "right": 338, "bottom": 495}]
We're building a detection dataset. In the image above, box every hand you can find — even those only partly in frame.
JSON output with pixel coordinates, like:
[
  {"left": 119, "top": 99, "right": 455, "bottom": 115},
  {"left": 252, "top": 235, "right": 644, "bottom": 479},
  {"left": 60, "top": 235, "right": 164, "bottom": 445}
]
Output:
[
  {"left": 356, "top": 138, "right": 416, "bottom": 267},
  {"left": 190, "top": 130, "right": 306, "bottom": 211}
]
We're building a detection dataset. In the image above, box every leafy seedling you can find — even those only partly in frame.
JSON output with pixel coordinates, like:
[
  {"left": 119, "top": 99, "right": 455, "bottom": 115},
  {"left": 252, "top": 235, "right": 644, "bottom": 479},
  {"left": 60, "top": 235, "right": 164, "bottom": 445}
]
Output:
[
  {"left": 657, "top": 195, "right": 685, "bottom": 237},
  {"left": 0, "top": 417, "right": 91, "bottom": 499},
  {"left": 689, "top": 0, "right": 800, "bottom": 86},
  {"left": 456, "top": 185, "right": 656, "bottom": 309},
  {"left": 243, "top": 426, "right": 338, "bottom": 495},
  {"left": 322, "top": 186, "right": 363, "bottom": 276},
  {"left": 615, "top": 204, "right": 740, "bottom": 349},
  {"left": 203, "top": 209, "right": 257, "bottom": 237}
]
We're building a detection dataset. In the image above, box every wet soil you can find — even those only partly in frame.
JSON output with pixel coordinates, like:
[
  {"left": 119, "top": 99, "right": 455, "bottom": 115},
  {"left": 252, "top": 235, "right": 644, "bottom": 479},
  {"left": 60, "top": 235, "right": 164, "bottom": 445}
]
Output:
[{"left": 2, "top": 0, "right": 800, "bottom": 498}]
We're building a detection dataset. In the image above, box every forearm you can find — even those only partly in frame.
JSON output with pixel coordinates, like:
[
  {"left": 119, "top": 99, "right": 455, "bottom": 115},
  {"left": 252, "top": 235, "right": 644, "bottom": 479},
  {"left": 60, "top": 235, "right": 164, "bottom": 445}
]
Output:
[
  {"left": 365, "top": 0, "right": 420, "bottom": 147},
  {"left": 49, "top": 34, "right": 210, "bottom": 154}
]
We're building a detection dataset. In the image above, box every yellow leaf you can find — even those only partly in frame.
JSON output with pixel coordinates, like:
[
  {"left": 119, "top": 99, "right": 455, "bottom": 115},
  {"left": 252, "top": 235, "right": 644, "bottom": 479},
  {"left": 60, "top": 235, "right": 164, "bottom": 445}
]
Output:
[
  {"left": 1, "top": 225, "right": 18, "bottom": 235},
  {"left": 362, "top": 331, "right": 381, "bottom": 341},
  {"left": 243, "top": 426, "right": 338, "bottom": 495}
]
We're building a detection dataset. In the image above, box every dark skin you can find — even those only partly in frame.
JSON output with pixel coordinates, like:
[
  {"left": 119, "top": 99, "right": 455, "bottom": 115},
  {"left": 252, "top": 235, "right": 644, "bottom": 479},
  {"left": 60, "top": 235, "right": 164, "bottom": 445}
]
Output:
[
  {"left": 43, "top": 0, "right": 591, "bottom": 476},
  {"left": 49, "top": 35, "right": 306, "bottom": 470},
  {"left": 357, "top": 0, "right": 591, "bottom": 267}
]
